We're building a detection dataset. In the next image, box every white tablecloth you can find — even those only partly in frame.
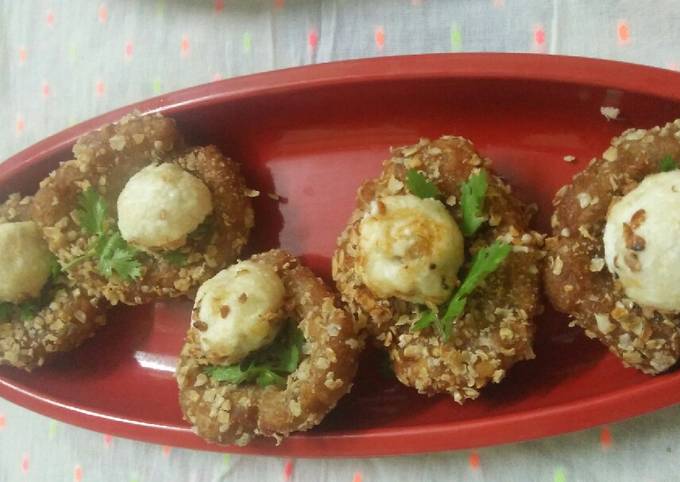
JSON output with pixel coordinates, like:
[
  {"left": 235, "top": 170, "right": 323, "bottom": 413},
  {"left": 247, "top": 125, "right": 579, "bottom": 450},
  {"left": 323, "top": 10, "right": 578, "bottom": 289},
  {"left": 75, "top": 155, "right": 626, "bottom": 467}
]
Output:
[{"left": 1, "top": 1, "right": 679, "bottom": 481}]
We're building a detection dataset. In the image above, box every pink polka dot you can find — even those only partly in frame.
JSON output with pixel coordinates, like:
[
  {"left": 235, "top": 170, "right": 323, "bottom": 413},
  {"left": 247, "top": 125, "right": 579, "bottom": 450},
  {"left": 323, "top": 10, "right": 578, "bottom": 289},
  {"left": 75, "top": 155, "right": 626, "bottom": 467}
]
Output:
[
  {"left": 42, "top": 81, "right": 51, "bottom": 97},
  {"left": 180, "top": 34, "right": 190, "bottom": 57},
  {"left": 600, "top": 426, "right": 613, "bottom": 449},
  {"left": 18, "top": 48, "right": 27, "bottom": 64},
  {"left": 0, "top": 414, "right": 5, "bottom": 429},
  {"left": 493, "top": 0, "right": 505, "bottom": 7},
  {"left": 352, "top": 472, "right": 363, "bottom": 482},
  {"left": 98, "top": 4, "right": 108, "bottom": 23},
  {"left": 212, "top": 73, "right": 223, "bottom": 81},
  {"left": 214, "top": 0, "right": 224, "bottom": 12},
  {"left": 534, "top": 25, "right": 546, "bottom": 46},
  {"left": 283, "top": 459, "right": 294, "bottom": 480},
  {"left": 162, "top": 445, "right": 172, "bottom": 457},
  {"left": 308, "top": 28, "right": 319, "bottom": 49},
  {"left": 617, "top": 20, "right": 630, "bottom": 45},
  {"left": 20, "top": 453, "right": 29, "bottom": 474},
  {"left": 103, "top": 433, "right": 113, "bottom": 447},
  {"left": 95, "top": 80, "right": 105, "bottom": 97},
  {"left": 124, "top": 41, "right": 134, "bottom": 59},
  {"left": 374, "top": 26, "right": 385, "bottom": 49},
  {"left": 274, "top": 0, "right": 285, "bottom": 7},
  {"left": 46, "top": 10, "right": 55, "bottom": 27},
  {"left": 74, "top": 465, "right": 83, "bottom": 482}
]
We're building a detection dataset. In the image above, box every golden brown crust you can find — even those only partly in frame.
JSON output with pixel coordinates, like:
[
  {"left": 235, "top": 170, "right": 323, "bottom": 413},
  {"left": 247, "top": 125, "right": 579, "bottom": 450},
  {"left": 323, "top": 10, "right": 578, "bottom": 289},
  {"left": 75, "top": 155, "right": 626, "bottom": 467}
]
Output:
[
  {"left": 32, "top": 113, "right": 254, "bottom": 305},
  {"left": 0, "top": 194, "right": 106, "bottom": 370},
  {"left": 332, "top": 136, "right": 543, "bottom": 401},
  {"left": 544, "top": 120, "right": 680, "bottom": 374},
  {"left": 176, "top": 249, "right": 363, "bottom": 446}
]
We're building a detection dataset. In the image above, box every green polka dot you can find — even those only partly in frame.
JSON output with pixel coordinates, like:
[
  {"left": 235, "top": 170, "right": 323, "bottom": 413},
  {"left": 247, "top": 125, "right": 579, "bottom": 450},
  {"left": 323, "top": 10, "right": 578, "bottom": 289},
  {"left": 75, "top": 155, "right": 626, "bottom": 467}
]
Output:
[
  {"left": 450, "top": 23, "right": 462, "bottom": 51},
  {"left": 242, "top": 32, "right": 252, "bottom": 53},
  {"left": 68, "top": 44, "right": 78, "bottom": 63},
  {"left": 152, "top": 79, "right": 162, "bottom": 95},
  {"left": 130, "top": 471, "right": 140, "bottom": 482},
  {"left": 155, "top": 0, "right": 165, "bottom": 16},
  {"left": 554, "top": 467, "right": 567, "bottom": 482},
  {"left": 48, "top": 420, "right": 58, "bottom": 440},
  {"left": 223, "top": 454, "right": 231, "bottom": 466}
]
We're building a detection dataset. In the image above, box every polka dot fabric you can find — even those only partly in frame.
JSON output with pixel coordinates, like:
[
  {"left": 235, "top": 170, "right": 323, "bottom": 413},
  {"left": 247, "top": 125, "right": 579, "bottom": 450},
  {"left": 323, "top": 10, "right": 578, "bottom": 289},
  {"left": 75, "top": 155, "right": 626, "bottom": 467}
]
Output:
[{"left": 1, "top": 0, "right": 680, "bottom": 481}]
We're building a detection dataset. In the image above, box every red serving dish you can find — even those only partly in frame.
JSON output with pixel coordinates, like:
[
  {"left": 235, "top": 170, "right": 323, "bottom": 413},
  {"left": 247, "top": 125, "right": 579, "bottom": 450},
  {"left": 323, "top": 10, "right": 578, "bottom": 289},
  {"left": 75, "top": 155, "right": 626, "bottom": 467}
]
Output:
[{"left": 1, "top": 54, "right": 680, "bottom": 457}]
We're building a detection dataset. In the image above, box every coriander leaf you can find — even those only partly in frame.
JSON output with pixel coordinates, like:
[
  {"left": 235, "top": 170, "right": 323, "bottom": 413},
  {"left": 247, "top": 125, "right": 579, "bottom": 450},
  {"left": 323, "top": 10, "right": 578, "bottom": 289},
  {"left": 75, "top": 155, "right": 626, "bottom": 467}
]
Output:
[
  {"left": 18, "top": 301, "right": 41, "bottom": 321},
  {"left": 460, "top": 171, "right": 488, "bottom": 237},
  {"left": 48, "top": 255, "right": 62, "bottom": 280},
  {"left": 660, "top": 155, "right": 678, "bottom": 172},
  {"left": 442, "top": 241, "right": 511, "bottom": 324},
  {"left": 96, "top": 232, "right": 141, "bottom": 280},
  {"left": 0, "top": 303, "right": 13, "bottom": 322},
  {"left": 256, "top": 370, "right": 286, "bottom": 387},
  {"left": 205, "top": 365, "right": 249, "bottom": 384},
  {"left": 406, "top": 169, "right": 441, "bottom": 199},
  {"left": 411, "top": 310, "right": 436, "bottom": 331},
  {"left": 411, "top": 241, "right": 511, "bottom": 341},
  {"left": 163, "top": 250, "right": 187, "bottom": 267},
  {"left": 76, "top": 188, "right": 107, "bottom": 236},
  {"left": 205, "top": 323, "right": 305, "bottom": 387}
]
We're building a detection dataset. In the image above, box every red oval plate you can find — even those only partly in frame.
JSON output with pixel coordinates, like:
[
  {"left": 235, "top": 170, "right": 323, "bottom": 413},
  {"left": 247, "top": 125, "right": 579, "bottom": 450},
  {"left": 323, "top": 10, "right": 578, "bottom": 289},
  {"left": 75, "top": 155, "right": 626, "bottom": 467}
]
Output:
[{"left": 2, "top": 54, "right": 680, "bottom": 458}]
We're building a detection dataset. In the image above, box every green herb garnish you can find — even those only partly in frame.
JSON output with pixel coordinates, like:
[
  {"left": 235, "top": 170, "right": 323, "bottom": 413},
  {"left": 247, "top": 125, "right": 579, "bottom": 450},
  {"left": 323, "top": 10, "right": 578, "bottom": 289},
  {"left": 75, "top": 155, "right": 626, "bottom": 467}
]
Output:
[
  {"left": 405, "top": 169, "right": 441, "bottom": 199},
  {"left": 660, "top": 155, "right": 678, "bottom": 172},
  {"left": 162, "top": 250, "right": 187, "bottom": 267},
  {"left": 460, "top": 171, "right": 489, "bottom": 237},
  {"left": 205, "top": 322, "right": 305, "bottom": 387},
  {"left": 71, "top": 188, "right": 142, "bottom": 281},
  {"left": 412, "top": 241, "right": 512, "bottom": 340}
]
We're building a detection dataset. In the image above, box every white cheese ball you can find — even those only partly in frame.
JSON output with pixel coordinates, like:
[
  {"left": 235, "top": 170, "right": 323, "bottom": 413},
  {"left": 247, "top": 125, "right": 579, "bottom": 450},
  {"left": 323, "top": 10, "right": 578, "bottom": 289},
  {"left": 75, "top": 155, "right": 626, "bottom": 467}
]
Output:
[
  {"left": 194, "top": 260, "right": 286, "bottom": 364},
  {"left": 0, "top": 221, "right": 52, "bottom": 303},
  {"left": 358, "top": 194, "right": 464, "bottom": 306},
  {"left": 117, "top": 163, "right": 213, "bottom": 249},
  {"left": 604, "top": 171, "right": 680, "bottom": 312}
]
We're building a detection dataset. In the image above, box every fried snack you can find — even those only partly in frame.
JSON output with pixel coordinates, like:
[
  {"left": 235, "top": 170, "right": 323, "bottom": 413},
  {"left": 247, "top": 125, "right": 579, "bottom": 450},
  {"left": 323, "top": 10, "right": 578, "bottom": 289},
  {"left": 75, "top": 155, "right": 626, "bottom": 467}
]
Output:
[
  {"left": 32, "top": 113, "right": 254, "bottom": 305},
  {"left": 176, "top": 249, "right": 362, "bottom": 446},
  {"left": 333, "top": 136, "right": 543, "bottom": 402},
  {"left": 0, "top": 194, "right": 106, "bottom": 370},
  {"left": 545, "top": 120, "right": 680, "bottom": 374}
]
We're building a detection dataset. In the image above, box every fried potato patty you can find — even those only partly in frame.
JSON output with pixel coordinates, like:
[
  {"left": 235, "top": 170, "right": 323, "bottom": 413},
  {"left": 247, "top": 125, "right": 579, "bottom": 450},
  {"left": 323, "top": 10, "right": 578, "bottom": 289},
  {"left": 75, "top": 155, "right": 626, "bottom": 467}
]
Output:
[
  {"left": 333, "top": 136, "right": 543, "bottom": 402},
  {"left": 176, "top": 249, "right": 363, "bottom": 446},
  {"left": 32, "top": 113, "right": 254, "bottom": 305},
  {"left": 0, "top": 194, "right": 106, "bottom": 370},
  {"left": 545, "top": 120, "right": 680, "bottom": 374}
]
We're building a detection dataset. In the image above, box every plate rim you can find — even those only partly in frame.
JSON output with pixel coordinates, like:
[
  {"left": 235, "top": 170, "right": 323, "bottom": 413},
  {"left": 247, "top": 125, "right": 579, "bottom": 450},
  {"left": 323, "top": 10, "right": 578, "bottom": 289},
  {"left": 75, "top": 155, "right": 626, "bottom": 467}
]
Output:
[{"left": 2, "top": 53, "right": 680, "bottom": 457}]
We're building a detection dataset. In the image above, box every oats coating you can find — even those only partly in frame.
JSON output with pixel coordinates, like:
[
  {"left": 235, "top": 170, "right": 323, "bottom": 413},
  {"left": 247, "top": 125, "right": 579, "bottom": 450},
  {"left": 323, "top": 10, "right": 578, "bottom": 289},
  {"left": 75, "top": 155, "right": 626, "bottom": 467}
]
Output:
[
  {"left": 32, "top": 112, "right": 254, "bottom": 305},
  {"left": 0, "top": 194, "right": 106, "bottom": 370},
  {"left": 332, "top": 136, "right": 543, "bottom": 402},
  {"left": 545, "top": 120, "right": 680, "bottom": 374},
  {"left": 176, "top": 249, "right": 363, "bottom": 446}
]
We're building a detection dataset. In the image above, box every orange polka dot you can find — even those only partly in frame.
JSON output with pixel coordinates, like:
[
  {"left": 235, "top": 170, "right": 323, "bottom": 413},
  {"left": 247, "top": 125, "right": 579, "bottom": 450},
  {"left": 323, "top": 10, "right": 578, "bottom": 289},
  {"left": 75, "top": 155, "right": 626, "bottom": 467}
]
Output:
[
  {"left": 212, "top": 73, "right": 223, "bottom": 81},
  {"left": 0, "top": 414, "right": 5, "bottom": 429},
  {"left": 352, "top": 472, "right": 363, "bottom": 482},
  {"left": 46, "top": 10, "right": 55, "bottom": 27},
  {"left": 468, "top": 451, "right": 481, "bottom": 469},
  {"left": 600, "top": 426, "right": 613, "bottom": 449},
  {"left": 15, "top": 115, "right": 25, "bottom": 134},
  {"left": 374, "top": 26, "right": 385, "bottom": 49},
  {"left": 215, "top": 0, "right": 224, "bottom": 12},
  {"left": 18, "top": 48, "right": 27, "bottom": 64},
  {"left": 162, "top": 445, "right": 172, "bottom": 457},
  {"left": 180, "top": 34, "right": 190, "bottom": 57},
  {"left": 74, "top": 465, "right": 83, "bottom": 482},
  {"left": 98, "top": 4, "right": 108, "bottom": 23},
  {"left": 617, "top": 20, "right": 630, "bottom": 44},
  {"left": 42, "top": 82, "right": 50, "bottom": 97},
  {"left": 103, "top": 433, "right": 113, "bottom": 447},
  {"left": 493, "top": 0, "right": 505, "bottom": 7},
  {"left": 274, "top": 0, "right": 285, "bottom": 7}
]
